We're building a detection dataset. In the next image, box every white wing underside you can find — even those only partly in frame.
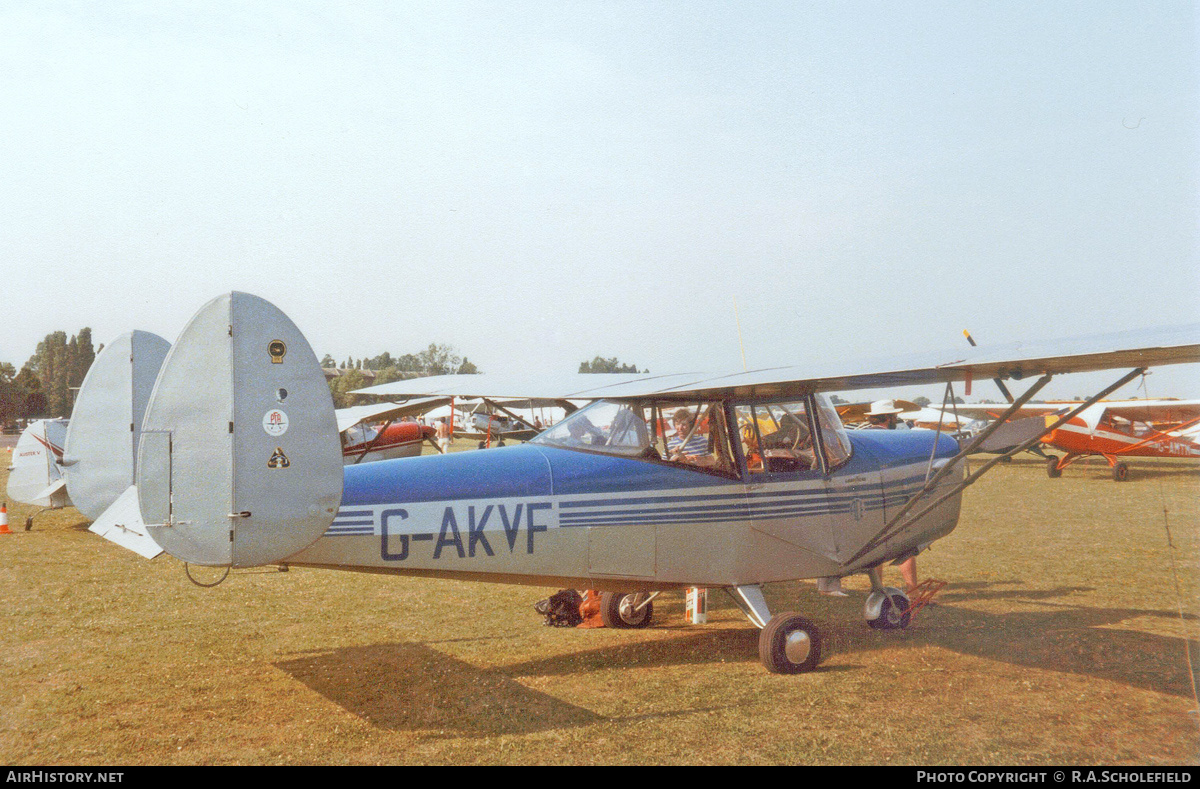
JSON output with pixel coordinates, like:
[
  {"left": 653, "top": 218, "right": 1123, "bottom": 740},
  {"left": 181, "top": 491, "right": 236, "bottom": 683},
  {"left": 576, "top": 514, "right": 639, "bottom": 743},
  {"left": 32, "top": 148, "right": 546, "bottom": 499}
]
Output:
[
  {"left": 933, "top": 398, "right": 1200, "bottom": 424},
  {"left": 355, "top": 324, "right": 1200, "bottom": 401},
  {"left": 335, "top": 397, "right": 450, "bottom": 432}
]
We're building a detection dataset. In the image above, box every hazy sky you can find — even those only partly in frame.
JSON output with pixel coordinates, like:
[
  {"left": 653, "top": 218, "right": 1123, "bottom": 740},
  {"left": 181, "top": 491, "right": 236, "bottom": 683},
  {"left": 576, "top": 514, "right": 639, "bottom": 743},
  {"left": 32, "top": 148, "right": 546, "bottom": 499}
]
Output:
[{"left": 3, "top": 2, "right": 1197, "bottom": 402}]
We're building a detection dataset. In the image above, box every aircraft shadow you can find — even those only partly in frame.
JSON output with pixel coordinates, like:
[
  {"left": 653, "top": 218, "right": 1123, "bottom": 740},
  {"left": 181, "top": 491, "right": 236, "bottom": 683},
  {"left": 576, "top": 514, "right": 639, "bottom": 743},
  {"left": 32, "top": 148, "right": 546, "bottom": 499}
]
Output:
[
  {"left": 275, "top": 588, "right": 1197, "bottom": 732},
  {"left": 274, "top": 641, "right": 731, "bottom": 736},
  {"left": 503, "top": 587, "right": 1198, "bottom": 699},
  {"left": 817, "top": 594, "right": 1199, "bottom": 699}
]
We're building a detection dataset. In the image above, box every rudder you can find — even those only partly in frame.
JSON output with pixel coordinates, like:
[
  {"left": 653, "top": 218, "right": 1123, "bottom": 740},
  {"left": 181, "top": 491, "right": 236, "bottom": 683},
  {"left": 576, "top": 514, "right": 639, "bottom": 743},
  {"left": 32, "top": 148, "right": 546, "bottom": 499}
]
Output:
[{"left": 137, "top": 292, "right": 343, "bottom": 567}]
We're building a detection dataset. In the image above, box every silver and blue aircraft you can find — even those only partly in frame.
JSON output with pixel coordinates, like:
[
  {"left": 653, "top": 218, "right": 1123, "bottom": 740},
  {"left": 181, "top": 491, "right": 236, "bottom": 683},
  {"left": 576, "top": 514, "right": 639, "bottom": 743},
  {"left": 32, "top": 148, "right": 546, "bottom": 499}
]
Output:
[{"left": 105, "top": 293, "right": 1200, "bottom": 673}]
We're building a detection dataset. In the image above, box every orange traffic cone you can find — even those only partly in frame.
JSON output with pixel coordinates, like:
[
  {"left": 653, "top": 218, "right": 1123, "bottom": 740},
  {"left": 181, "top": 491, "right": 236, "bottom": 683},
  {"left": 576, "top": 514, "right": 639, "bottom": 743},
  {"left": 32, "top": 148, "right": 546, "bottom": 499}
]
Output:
[{"left": 0, "top": 503, "right": 11, "bottom": 535}]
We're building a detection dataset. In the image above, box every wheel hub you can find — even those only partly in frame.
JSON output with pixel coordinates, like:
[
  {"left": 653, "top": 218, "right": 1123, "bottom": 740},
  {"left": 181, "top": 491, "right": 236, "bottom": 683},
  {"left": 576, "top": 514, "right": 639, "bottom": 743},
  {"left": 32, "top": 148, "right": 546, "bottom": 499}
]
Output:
[
  {"left": 618, "top": 594, "right": 644, "bottom": 624},
  {"left": 784, "top": 629, "right": 811, "bottom": 664}
]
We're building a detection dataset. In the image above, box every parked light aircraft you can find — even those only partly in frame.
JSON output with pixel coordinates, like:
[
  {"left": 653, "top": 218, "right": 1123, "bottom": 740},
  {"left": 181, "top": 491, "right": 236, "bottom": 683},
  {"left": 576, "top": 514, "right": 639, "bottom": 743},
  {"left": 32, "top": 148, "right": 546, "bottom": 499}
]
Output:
[
  {"left": 451, "top": 399, "right": 548, "bottom": 447},
  {"left": 6, "top": 330, "right": 170, "bottom": 533},
  {"left": 6, "top": 418, "right": 71, "bottom": 515},
  {"left": 90, "top": 292, "right": 1200, "bottom": 674},
  {"left": 932, "top": 399, "right": 1200, "bottom": 481},
  {"left": 336, "top": 400, "right": 443, "bottom": 464}
]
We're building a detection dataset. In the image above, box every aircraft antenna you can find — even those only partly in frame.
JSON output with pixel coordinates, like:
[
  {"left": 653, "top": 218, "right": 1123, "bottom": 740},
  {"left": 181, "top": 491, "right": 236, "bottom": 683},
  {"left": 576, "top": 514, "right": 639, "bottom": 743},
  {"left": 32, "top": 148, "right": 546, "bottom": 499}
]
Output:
[{"left": 733, "top": 298, "right": 748, "bottom": 372}]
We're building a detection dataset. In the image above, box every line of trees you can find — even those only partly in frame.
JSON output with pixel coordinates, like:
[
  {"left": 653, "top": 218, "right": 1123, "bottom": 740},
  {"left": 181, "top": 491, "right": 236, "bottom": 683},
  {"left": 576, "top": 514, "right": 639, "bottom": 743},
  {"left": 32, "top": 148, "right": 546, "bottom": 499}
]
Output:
[
  {"left": 323, "top": 342, "right": 480, "bottom": 408},
  {"left": 0, "top": 329, "right": 97, "bottom": 423},
  {"left": 579, "top": 356, "right": 646, "bottom": 374}
]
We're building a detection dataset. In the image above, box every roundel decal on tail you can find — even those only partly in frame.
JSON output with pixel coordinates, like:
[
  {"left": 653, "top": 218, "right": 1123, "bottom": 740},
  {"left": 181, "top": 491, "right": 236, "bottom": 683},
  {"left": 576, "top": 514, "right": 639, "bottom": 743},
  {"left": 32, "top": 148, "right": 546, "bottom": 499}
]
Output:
[{"left": 138, "top": 292, "right": 343, "bottom": 567}]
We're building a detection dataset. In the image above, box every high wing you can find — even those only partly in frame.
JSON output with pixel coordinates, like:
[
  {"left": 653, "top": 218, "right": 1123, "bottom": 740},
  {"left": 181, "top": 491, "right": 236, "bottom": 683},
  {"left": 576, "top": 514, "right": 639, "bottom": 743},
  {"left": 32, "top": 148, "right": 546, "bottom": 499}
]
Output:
[
  {"left": 334, "top": 398, "right": 450, "bottom": 433},
  {"left": 1101, "top": 399, "right": 1200, "bottom": 425},
  {"left": 932, "top": 399, "right": 1200, "bottom": 425},
  {"left": 929, "top": 403, "right": 1071, "bottom": 420},
  {"left": 356, "top": 323, "right": 1200, "bottom": 401},
  {"left": 356, "top": 372, "right": 699, "bottom": 401}
]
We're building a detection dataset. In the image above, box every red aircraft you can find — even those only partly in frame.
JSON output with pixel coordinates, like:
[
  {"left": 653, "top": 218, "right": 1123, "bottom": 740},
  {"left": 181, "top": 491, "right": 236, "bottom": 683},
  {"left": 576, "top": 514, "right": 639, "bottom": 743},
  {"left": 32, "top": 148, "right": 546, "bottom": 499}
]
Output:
[{"left": 935, "top": 399, "right": 1200, "bottom": 480}]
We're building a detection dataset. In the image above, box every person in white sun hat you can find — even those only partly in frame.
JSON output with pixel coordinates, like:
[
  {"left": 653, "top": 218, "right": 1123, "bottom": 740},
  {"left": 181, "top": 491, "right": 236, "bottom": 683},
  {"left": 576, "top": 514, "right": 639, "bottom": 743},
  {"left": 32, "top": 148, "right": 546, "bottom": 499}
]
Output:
[
  {"left": 864, "top": 399, "right": 905, "bottom": 430},
  {"left": 819, "top": 398, "right": 917, "bottom": 597}
]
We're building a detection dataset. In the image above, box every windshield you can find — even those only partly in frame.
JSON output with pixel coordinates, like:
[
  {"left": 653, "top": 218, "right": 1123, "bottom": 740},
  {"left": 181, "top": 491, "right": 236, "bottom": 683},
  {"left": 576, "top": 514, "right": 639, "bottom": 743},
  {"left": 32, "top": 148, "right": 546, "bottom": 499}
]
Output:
[
  {"left": 341, "top": 423, "right": 378, "bottom": 447},
  {"left": 532, "top": 399, "right": 736, "bottom": 474}
]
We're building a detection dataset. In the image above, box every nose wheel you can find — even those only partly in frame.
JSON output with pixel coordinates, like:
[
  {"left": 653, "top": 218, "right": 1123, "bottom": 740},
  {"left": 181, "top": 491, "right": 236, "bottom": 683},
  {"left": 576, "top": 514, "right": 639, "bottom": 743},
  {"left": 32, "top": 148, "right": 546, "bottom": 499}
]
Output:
[{"left": 865, "top": 587, "right": 912, "bottom": 630}]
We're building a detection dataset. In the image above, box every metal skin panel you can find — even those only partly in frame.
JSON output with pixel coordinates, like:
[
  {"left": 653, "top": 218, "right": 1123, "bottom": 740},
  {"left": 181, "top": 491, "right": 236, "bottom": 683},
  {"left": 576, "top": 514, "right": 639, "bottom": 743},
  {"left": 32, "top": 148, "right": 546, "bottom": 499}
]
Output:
[
  {"left": 137, "top": 432, "right": 172, "bottom": 525},
  {"left": 871, "top": 431, "right": 964, "bottom": 560},
  {"left": 139, "top": 292, "right": 342, "bottom": 567},
  {"left": 62, "top": 331, "right": 170, "bottom": 520},
  {"left": 6, "top": 419, "right": 71, "bottom": 507},
  {"left": 588, "top": 524, "right": 655, "bottom": 577},
  {"left": 284, "top": 438, "right": 962, "bottom": 588}
]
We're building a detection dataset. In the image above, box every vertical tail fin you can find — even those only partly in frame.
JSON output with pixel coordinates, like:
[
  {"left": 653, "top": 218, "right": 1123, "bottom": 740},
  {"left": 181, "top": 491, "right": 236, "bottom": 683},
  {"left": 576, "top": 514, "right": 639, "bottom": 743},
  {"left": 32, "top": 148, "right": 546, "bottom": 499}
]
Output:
[
  {"left": 63, "top": 330, "right": 170, "bottom": 520},
  {"left": 137, "top": 292, "right": 343, "bottom": 567}
]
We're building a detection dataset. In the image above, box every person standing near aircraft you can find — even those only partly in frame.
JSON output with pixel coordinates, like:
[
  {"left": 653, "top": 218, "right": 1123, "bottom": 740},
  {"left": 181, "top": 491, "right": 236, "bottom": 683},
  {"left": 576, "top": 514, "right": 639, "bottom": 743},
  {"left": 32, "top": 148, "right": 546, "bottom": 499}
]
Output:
[
  {"left": 435, "top": 417, "right": 453, "bottom": 454},
  {"left": 864, "top": 400, "right": 918, "bottom": 591}
]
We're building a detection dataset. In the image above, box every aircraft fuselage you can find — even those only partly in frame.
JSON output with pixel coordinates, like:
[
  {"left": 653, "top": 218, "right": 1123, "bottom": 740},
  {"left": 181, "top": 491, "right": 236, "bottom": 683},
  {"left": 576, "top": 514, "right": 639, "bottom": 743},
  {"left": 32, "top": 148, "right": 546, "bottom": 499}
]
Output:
[{"left": 286, "top": 429, "right": 964, "bottom": 590}]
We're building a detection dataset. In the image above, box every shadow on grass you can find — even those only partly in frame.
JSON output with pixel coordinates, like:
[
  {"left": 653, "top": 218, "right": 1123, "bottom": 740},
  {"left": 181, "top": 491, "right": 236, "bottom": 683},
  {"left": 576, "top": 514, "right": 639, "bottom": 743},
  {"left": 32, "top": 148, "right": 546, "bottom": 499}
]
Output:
[
  {"left": 820, "top": 595, "right": 1200, "bottom": 698},
  {"left": 276, "top": 641, "right": 603, "bottom": 735},
  {"left": 277, "top": 587, "right": 1198, "bottom": 733},
  {"left": 275, "top": 641, "right": 734, "bottom": 736},
  {"left": 508, "top": 588, "right": 1199, "bottom": 699},
  {"left": 936, "top": 583, "right": 1096, "bottom": 603}
]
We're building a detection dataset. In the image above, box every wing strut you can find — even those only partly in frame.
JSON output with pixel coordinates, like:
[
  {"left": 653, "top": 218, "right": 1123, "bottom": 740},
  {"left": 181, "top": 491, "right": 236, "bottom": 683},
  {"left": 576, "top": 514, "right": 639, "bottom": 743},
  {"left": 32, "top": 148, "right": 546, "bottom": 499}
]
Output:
[
  {"left": 846, "top": 366, "right": 1146, "bottom": 567},
  {"left": 349, "top": 417, "right": 398, "bottom": 464}
]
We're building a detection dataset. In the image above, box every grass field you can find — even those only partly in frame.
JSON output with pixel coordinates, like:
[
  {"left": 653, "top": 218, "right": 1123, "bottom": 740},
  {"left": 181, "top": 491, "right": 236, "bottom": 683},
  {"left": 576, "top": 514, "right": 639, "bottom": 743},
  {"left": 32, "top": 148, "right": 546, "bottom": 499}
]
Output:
[{"left": 1, "top": 448, "right": 1197, "bottom": 765}]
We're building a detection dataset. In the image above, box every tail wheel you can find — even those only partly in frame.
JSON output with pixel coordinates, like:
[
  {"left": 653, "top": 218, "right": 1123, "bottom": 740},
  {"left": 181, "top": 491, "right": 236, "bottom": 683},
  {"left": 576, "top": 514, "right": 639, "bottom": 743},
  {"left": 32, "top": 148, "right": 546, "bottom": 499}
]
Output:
[
  {"left": 867, "top": 590, "right": 912, "bottom": 630},
  {"left": 759, "top": 613, "right": 822, "bottom": 674},
  {"left": 600, "top": 591, "right": 654, "bottom": 629},
  {"left": 1046, "top": 456, "right": 1063, "bottom": 478},
  {"left": 1112, "top": 461, "right": 1129, "bottom": 482}
]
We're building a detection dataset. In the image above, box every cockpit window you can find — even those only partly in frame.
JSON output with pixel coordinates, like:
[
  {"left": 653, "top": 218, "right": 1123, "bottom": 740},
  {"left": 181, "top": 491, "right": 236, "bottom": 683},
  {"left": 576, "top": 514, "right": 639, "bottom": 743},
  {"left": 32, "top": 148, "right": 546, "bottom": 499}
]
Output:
[
  {"left": 532, "top": 399, "right": 735, "bottom": 475},
  {"left": 813, "top": 394, "right": 852, "bottom": 470},
  {"left": 735, "top": 394, "right": 853, "bottom": 475},
  {"left": 736, "top": 401, "right": 818, "bottom": 474},
  {"left": 341, "top": 423, "right": 378, "bottom": 447}
]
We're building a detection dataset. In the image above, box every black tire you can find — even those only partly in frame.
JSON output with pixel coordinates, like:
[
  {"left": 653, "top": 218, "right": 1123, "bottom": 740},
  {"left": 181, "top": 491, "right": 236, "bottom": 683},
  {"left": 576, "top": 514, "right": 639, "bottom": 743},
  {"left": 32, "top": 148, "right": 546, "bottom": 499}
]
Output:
[
  {"left": 759, "top": 612, "right": 822, "bottom": 674},
  {"left": 867, "top": 591, "right": 912, "bottom": 630},
  {"left": 1046, "top": 455, "right": 1063, "bottom": 478},
  {"left": 1112, "top": 461, "right": 1129, "bottom": 482},
  {"left": 600, "top": 591, "right": 653, "bottom": 629}
]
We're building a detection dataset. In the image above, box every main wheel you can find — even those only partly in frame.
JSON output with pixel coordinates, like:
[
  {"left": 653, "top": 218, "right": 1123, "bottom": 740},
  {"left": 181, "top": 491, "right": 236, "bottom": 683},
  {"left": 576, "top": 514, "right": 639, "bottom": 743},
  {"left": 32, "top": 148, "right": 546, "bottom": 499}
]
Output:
[
  {"left": 759, "top": 613, "right": 822, "bottom": 674},
  {"left": 866, "top": 589, "right": 912, "bottom": 630},
  {"left": 600, "top": 591, "right": 654, "bottom": 629},
  {"left": 1046, "top": 455, "right": 1063, "bottom": 478},
  {"left": 1112, "top": 461, "right": 1129, "bottom": 482}
]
